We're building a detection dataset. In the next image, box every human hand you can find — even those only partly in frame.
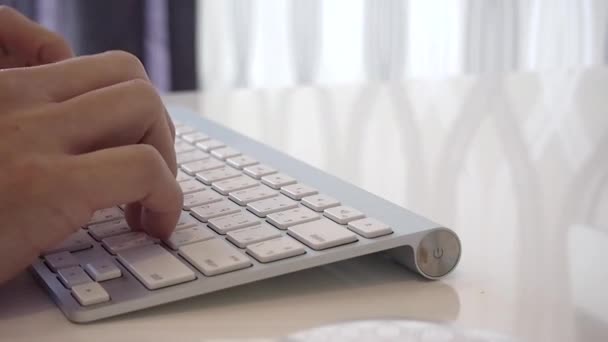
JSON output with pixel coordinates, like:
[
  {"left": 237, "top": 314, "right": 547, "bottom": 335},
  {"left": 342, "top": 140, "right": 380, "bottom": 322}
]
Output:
[
  {"left": 0, "top": 6, "right": 182, "bottom": 284},
  {"left": 0, "top": 6, "right": 73, "bottom": 68}
]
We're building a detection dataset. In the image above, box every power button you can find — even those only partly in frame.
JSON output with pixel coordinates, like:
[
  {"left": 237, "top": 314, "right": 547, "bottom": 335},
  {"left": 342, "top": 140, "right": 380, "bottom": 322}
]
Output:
[
  {"left": 416, "top": 229, "right": 461, "bottom": 279},
  {"left": 433, "top": 247, "right": 444, "bottom": 259}
]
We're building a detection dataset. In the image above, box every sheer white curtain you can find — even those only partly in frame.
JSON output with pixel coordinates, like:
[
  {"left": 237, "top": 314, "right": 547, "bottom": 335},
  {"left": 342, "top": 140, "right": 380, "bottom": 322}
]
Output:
[{"left": 197, "top": 0, "right": 608, "bottom": 89}]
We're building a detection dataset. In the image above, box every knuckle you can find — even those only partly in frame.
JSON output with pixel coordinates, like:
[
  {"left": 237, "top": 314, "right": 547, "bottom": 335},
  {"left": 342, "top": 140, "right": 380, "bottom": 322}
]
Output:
[
  {"left": 134, "top": 144, "right": 164, "bottom": 170},
  {"left": 128, "top": 78, "right": 158, "bottom": 99},
  {"left": 128, "top": 79, "right": 164, "bottom": 116},
  {"left": 133, "top": 144, "right": 176, "bottom": 190},
  {"left": 104, "top": 50, "right": 147, "bottom": 80}
]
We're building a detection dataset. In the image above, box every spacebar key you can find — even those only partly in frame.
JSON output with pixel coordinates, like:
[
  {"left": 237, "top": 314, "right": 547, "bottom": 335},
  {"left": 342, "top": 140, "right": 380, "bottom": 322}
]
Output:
[{"left": 118, "top": 244, "right": 196, "bottom": 290}]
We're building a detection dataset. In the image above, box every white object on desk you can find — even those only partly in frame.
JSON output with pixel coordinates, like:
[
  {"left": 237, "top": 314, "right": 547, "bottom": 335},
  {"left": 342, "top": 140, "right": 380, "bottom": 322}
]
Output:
[
  {"left": 84, "top": 260, "right": 122, "bottom": 282},
  {"left": 117, "top": 244, "right": 196, "bottom": 290},
  {"left": 179, "top": 238, "right": 252, "bottom": 276},
  {"left": 71, "top": 282, "right": 111, "bottom": 306}
]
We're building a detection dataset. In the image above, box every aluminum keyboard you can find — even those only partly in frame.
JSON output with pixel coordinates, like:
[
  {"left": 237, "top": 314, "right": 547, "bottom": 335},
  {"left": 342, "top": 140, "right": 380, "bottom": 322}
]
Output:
[{"left": 31, "top": 106, "right": 461, "bottom": 322}]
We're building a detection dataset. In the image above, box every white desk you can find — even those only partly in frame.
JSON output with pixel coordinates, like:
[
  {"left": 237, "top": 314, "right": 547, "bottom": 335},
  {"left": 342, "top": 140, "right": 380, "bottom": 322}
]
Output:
[{"left": 1, "top": 69, "right": 607, "bottom": 341}]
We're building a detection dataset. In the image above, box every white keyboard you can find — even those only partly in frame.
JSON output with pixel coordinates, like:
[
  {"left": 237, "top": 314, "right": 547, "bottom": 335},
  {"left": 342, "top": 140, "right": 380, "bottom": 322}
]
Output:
[{"left": 31, "top": 106, "right": 462, "bottom": 322}]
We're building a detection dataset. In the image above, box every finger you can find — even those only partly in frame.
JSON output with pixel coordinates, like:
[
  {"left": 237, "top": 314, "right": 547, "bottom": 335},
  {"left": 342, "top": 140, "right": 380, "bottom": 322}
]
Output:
[
  {"left": 13, "top": 51, "right": 176, "bottom": 141},
  {"left": 64, "top": 144, "right": 183, "bottom": 239},
  {"left": 21, "top": 51, "right": 149, "bottom": 102},
  {"left": 166, "top": 108, "right": 176, "bottom": 141},
  {"left": 124, "top": 202, "right": 143, "bottom": 234},
  {"left": 122, "top": 202, "right": 178, "bottom": 241},
  {"left": 40, "top": 79, "right": 177, "bottom": 175},
  {"left": 0, "top": 6, "right": 72, "bottom": 65}
]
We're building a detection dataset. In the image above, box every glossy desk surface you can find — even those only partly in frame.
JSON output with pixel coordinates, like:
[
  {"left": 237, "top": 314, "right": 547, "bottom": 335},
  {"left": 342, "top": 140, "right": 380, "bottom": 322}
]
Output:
[{"left": 1, "top": 69, "right": 607, "bottom": 341}]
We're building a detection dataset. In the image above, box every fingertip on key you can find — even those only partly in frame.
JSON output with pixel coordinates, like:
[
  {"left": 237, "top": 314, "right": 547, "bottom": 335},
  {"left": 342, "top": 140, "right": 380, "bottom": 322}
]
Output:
[{"left": 141, "top": 208, "right": 181, "bottom": 240}]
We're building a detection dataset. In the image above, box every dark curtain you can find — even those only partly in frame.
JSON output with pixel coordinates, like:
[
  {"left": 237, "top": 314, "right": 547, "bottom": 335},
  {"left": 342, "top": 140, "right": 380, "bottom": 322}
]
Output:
[{"left": 0, "top": 0, "right": 197, "bottom": 91}]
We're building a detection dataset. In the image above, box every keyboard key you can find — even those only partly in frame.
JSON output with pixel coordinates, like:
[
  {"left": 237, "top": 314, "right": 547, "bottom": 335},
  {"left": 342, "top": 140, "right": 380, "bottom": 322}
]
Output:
[
  {"left": 102, "top": 232, "right": 158, "bottom": 254},
  {"left": 211, "top": 147, "right": 241, "bottom": 160},
  {"left": 266, "top": 207, "right": 320, "bottom": 230},
  {"left": 177, "top": 150, "right": 209, "bottom": 164},
  {"left": 182, "top": 131, "right": 209, "bottom": 143},
  {"left": 175, "top": 125, "right": 197, "bottom": 136},
  {"left": 71, "top": 282, "right": 110, "bottom": 306},
  {"left": 179, "top": 179, "right": 207, "bottom": 195},
  {"left": 118, "top": 244, "right": 196, "bottom": 290},
  {"left": 190, "top": 200, "right": 241, "bottom": 222},
  {"left": 226, "top": 155, "right": 258, "bottom": 169},
  {"left": 196, "top": 167, "right": 241, "bottom": 185},
  {"left": 176, "top": 211, "right": 200, "bottom": 230},
  {"left": 88, "top": 207, "right": 123, "bottom": 225},
  {"left": 43, "top": 230, "right": 94, "bottom": 255},
  {"left": 243, "top": 164, "right": 277, "bottom": 179},
  {"left": 247, "top": 195, "right": 298, "bottom": 217},
  {"left": 176, "top": 170, "right": 193, "bottom": 182},
  {"left": 88, "top": 219, "right": 131, "bottom": 241},
  {"left": 261, "top": 173, "right": 297, "bottom": 189},
  {"left": 347, "top": 218, "right": 393, "bottom": 238},
  {"left": 212, "top": 175, "right": 258, "bottom": 195},
  {"left": 183, "top": 188, "right": 224, "bottom": 210},
  {"left": 179, "top": 239, "right": 252, "bottom": 276},
  {"left": 84, "top": 259, "right": 122, "bottom": 281},
  {"left": 174, "top": 140, "right": 196, "bottom": 154},
  {"left": 164, "top": 225, "right": 215, "bottom": 250},
  {"left": 207, "top": 211, "right": 261, "bottom": 234},
  {"left": 228, "top": 185, "right": 278, "bottom": 206},
  {"left": 196, "top": 139, "right": 225, "bottom": 152},
  {"left": 58, "top": 266, "right": 92, "bottom": 288},
  {"left": 324, "top": 206, "right": 366, "bottom": 224},
  {"left": 181, "top": 158, "right": 225, "bottom": 175},
  {"left": 44, "top": 251, "right": 79, "bottom": 272},
  {"left": 301, "top": 194, "right": 341, "bottom": 212},
  {"left": 246, "top": 236, "right": 306, "bottom": 263},
  {"left": 288, "top": 219, "right": 358, "bottom": 250},
  {"left": 280, "top": 183, "right": 318, "bottom": 200},
  {"left": 226, "top": 222, "right": 282, "bottom": 248}
]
